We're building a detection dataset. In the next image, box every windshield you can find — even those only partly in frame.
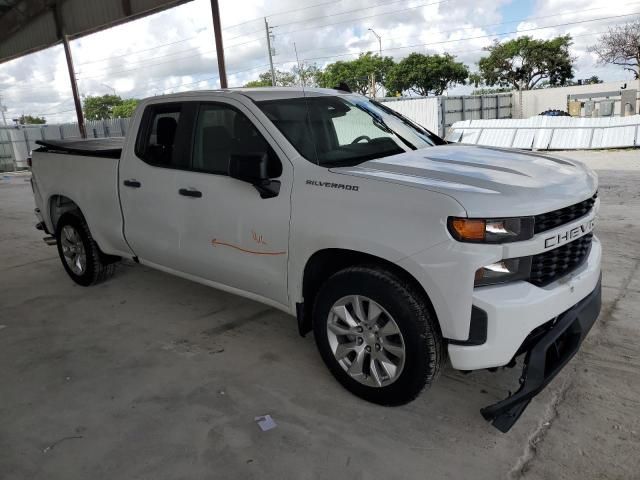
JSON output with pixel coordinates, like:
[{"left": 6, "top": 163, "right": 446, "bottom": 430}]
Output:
[{"left": 256, "top": 94, "right": 445, "bottom": 167}]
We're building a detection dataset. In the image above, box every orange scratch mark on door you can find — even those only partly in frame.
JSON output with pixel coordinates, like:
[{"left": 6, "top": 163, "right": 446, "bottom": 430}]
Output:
[{"left": 211, "top": 239, "right": 286, "bottom": 256}]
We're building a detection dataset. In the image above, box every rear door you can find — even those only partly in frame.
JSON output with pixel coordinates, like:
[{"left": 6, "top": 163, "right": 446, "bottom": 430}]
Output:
[{"left": 119, "top": 101, "right": 197, "bottom": 270}]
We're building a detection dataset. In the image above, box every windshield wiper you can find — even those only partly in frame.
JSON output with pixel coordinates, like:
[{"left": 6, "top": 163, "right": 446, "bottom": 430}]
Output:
[
  {"left": 354, "top": 103, "right": 416, "bottom": 150},
  {"left": 371, "top": 99, "right": 446, "bottom": 146},
  {"left": 354, "top": 103, "right": 391, "bottom": 133}
]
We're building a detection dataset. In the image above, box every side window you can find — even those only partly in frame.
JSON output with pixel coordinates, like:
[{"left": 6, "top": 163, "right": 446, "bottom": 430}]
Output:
[
  {"left": 192, "top": 103, "right": 282, "bottom": 177},
  {"left": 137, "top": 105, "right": 186, "bottom": 168}
]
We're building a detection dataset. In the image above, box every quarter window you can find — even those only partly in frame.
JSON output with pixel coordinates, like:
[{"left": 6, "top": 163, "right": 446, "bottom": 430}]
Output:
[{"left": 137, "top": 105, "right": 186, "bottom": 168}]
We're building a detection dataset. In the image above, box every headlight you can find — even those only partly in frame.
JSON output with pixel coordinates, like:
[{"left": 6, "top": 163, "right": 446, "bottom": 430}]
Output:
[
  {"left": 474, "top": 257, "right": 531, "bottom": 287},
  {"left": 448, "top": 217, "right": 534, "bottom": 243}
]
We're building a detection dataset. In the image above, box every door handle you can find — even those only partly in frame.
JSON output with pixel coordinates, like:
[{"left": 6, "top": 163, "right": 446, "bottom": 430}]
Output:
[
  {"left": 123, "top": 179, "right": 141, "bottom": 188},
  {"left": 179, "top": 188, "right": 202, "bottom": 198}
]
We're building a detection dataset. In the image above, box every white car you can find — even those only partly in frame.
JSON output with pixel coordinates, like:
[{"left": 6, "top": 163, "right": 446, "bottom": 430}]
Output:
[{"left": 30, "top": 88, "right": 601, "bottom": 431}]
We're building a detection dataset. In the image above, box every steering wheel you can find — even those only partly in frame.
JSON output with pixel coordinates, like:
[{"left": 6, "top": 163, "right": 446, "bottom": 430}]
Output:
[{"left": 351, "top": 135, "right": 371, "bottom": 144}]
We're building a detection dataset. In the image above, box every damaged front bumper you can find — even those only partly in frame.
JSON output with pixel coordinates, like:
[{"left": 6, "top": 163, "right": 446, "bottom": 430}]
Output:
[{"left": 481, "top": 277, "right": 602, "bottom": 432}]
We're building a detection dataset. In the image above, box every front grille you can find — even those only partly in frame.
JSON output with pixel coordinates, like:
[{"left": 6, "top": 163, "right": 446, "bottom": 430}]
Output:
[
  {"left": 534, "top": 193, "right": 597, "bottom": 234},
  {"left": 529, "top": 234, "right": 593, "bottom": 287}
]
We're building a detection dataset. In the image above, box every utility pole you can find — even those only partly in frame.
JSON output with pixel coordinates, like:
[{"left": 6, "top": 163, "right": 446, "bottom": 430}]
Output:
[
  {"left": 265, "top": 18, "right": 276, "bottom": 86},
  {"left": 101, "top": 83, "right": 116, "bottom": 95},
  {"left": 369, "top": 73, "right": 376, "bottom": 98},
  {"left": 210, "top": 0, "right": 227, "bottom": 88}
]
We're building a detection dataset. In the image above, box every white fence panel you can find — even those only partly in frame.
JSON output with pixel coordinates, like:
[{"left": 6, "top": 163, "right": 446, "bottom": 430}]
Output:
[
  {"left": 532, "top": 130, "right": 553, "bottom": 149},
  {"left": 459, "top": 129, "right": 482, "bottom": 144},
  {"left": 597, "top": 125, "right": 637, "bottom": 148},
  {"left": 24, "top": 127, "right": 43, "bottom": 142},
  {"left": 447, "top": 115, "right": 640, "bottom": 150},
  {"left": 42, "top": 125, "right": 61, "bottom": 140},
  {"left": 61, "top": 123, "right": 82, "bottom": 138},
  {"left": 478, "top": 129, "right": 516, "bottom": 148},
  {"left": 512, "top": 130, "right": 536, "bottom": 149},
  {"left": 7, "top": 129, "right": 29, "bottom": 168},
  {"left": 86, "top": 120, "right": 106, "bottom": 138},
  {"left": 549, "top": 128, "right": 592, "bottom": 149},
  {"left": 382, "top": 97, "right": 440, "bottom": 134}
]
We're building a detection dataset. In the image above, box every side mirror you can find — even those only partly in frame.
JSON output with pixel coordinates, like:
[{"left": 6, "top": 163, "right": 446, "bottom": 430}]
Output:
[
  {"left": 229, "top": 153, "right": 280, "bottom": 199},
  {"left": 229, "top": 153, "right": 269, "bottom": 183}
]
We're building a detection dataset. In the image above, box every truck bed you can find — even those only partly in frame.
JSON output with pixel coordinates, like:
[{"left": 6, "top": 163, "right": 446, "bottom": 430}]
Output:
[
  {"left": 31, "top": 145, "right": 130, "bottom": 257},
  {"left": 35, "top": 138, "right": 124, "bottom": 158}
]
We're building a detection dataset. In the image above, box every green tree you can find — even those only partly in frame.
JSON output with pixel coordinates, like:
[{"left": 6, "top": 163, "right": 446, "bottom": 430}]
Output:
[
  {"left": 468, "top": 72, "right": 484, "bottom": 88},
  {"left": 112, "top": 98, "right": 139, "bottom": 118},
  {"left": 317, "top": 52, "right": 395, "bottom": 95},
  {"left": 538, "top": 75, "right": 604, "bottom": 89},
  {"left": 83, "top": 94, "right": 123, "bottom": 120},
  {"left": 584, "top": 75, "right": 603, "bottom": 85},
  {"left": 478, "top": 35, "right": 574, "bottom": 90},
  {"left": 18, "top": 114, "right": 46, "bottom": 125},
  {"left": 589, "top": 21, "right": 640, "bottom": 79},
  {"left": 471, "top": 87, "right": 512, "bottom": 95},
  {"left": 386, "top": 53, "right": 469, "bottom": 96},
  {"left": 244, "top": 69, "right": 297, "bottom": 87}
]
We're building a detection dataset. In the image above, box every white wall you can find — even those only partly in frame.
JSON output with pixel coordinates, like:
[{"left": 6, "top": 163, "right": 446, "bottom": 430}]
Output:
[
  {"left": 381, "top": 97, "right": 440, "bottom": 134},
  {"left": 514, "top": 80, "right": 640, "bottom": 118}
]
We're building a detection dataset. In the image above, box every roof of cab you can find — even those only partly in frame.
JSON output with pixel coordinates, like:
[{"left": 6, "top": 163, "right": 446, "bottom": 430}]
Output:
[
  {"left": 145, "top": 87, "right": 351, "bottom": 103},
  {"left": 234, "top": 87, "right": 350, "bottom": 101}
]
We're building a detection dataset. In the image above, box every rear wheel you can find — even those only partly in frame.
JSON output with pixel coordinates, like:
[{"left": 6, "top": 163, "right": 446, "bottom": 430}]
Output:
[
  {"left": 313, "top": 265, "right": 442, "bottom": 406},
  {"left": 55, "top": 213, "right": 116, "bottom": 286}
]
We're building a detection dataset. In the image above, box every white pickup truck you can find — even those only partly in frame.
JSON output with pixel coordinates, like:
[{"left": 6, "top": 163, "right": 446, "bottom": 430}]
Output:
[{"left": 31, "top": 88, "right": 601, "bottom": 431}]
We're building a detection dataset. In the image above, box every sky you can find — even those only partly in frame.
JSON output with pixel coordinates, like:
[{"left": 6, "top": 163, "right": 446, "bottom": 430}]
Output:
[{"left": 0, "top": 0, "right": 639, "bottom": 123}]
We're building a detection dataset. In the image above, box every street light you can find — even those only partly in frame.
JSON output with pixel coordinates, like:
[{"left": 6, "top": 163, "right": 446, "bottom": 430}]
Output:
[
  {"left": 368, "top": 28, "right": 383, "bottom": 98},
  {"left": 368, "top": 28, "right": 382, "bottom": 57},
  {"left": 101, "top": 83, "right": 116, "bottom": 95}
]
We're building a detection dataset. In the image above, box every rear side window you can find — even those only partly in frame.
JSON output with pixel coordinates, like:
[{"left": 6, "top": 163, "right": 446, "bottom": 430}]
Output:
[
  {"left": 136, "top": 104, "right": 189, "bottom": 168},
  {"left": 192, "top": 103, "right": 281, "bottom": 177}
]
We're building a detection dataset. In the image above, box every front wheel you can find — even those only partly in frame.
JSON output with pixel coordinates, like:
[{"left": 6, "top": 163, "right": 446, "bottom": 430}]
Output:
[
  {"left": 313, "top": 265, "right": 443, "bottom": 406},
  {"left": 55, "top": 213, "right": 116, "bottom": 286}
]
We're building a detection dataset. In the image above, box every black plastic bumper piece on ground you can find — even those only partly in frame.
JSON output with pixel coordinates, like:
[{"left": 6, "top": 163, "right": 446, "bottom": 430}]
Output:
[{"left": 481, "top": 277, "right": 602, "bottom": 433}]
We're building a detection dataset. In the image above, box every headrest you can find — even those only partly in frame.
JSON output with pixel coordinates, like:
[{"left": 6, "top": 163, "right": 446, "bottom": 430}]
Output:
[{"left": 157, "top": 117, "right": 177, "bottom": 146}]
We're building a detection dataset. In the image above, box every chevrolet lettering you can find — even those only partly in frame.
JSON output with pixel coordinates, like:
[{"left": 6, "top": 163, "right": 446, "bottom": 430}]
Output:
[{"left": 544, "top": 218, "right": 596, "bottom": 249}]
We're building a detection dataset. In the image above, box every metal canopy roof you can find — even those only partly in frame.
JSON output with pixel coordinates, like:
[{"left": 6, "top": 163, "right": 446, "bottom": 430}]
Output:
[{"left": 0, "top": 0, "right": 193, "bottom": 64}]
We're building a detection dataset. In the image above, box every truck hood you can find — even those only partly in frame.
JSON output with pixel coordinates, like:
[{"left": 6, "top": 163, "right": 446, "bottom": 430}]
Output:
[{"left": 332, "top": 144, "right": 598, "bottom": 217}]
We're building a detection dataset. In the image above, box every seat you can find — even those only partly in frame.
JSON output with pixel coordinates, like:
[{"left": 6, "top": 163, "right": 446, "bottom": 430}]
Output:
[
  {"left": 232, "top": 113, "right": 282, "bottom": 178},
  {"left": 233, "top": 113, "right": 267, "bottom": 155},
  {"left": 149, "top": 116, "right": 177, "bottom": 165},
  {"left": 198, "top": 125, "right": 234, "bottom": 174}
]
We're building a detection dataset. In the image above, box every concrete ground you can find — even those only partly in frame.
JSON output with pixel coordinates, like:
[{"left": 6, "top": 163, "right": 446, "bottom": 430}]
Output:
[{"left": 1, "top": 150, "right": 639, "bottom": 480}]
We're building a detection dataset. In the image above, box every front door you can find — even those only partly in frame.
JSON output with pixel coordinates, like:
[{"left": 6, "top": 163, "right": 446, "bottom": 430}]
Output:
[
  {"left": 171, "top": 99, "right": 291, "bottom": 305},
  {"left": 172, "top": 99, "right": 292, "bottom": 305}
]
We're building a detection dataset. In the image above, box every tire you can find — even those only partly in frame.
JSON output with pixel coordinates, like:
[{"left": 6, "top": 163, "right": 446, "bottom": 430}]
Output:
[
  {"left": 313, "top": 265, "right": 443, "bottom": 406},
  {"left": 55, "top": 213, "right": 116, "bottom": 286}
]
